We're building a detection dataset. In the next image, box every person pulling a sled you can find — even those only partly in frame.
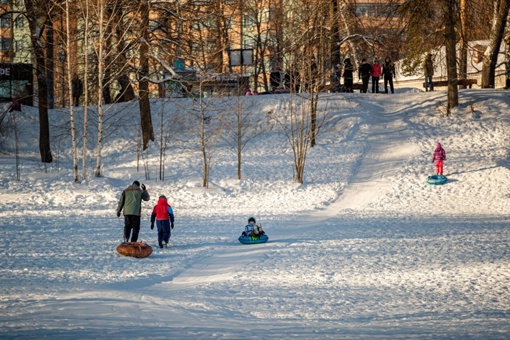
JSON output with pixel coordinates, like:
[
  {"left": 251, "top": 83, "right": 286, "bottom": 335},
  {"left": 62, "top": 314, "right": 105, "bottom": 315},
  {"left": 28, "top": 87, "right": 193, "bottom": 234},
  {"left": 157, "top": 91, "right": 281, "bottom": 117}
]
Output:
[
  {"left": 242, "top": 217, "right": 265, "bottom": 237},
  {"left": 150, "top": 195, "right": 175, "bottom": 248},
  {"left": 117, "top": 181, "right": 150, "bottom": 242},
  {"left": 432, "top": 142, "right": 447, "bottom": 175}
]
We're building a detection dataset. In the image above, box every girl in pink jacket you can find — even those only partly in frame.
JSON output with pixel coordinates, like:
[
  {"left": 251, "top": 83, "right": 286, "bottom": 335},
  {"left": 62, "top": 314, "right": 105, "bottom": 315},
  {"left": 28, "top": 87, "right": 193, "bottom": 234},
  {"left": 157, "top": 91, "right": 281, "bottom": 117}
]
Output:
[{"left": 431, "top": 142, "right": 447, "bottom": 175}]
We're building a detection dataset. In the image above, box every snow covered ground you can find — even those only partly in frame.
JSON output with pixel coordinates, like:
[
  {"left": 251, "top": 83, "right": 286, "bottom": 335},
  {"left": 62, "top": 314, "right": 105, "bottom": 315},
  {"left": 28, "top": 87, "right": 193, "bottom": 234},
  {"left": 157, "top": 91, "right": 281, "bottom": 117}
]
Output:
[{"left": 1, "top": 88, "right": 509, "bottom": 338}]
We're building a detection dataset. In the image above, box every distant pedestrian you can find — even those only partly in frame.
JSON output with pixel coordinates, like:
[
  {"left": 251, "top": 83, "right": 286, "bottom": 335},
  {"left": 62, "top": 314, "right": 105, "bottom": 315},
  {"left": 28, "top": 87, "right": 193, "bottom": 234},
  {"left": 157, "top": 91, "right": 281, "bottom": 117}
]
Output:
[
  {"left": 10, "top": 93, "right": 21, "bottom": 112},
  {"left": 423, "top": 53, "right": 434, "bottom": 91},
  {"left": 343, "top": 58, "right": 354, "bottom": 93},
  {"left": 270, "top": 67, "right": 281, "bottom": 92},
  {"left": 116, "top": 181, "right": 150, "bottom": 242},
  {"left": 71, "top": 73, "right": 83, "bottom": 106},
  {"left": 383, "top": 57, "right": 395, "bottom": 94},
  {"left": 150, "top": 195, "right": 175, "bottom": 249},
  {"left": 431, "top": 142, "right": 447, "bottom": 175},
  {"left": 332, "top": 64, "right": 341, "bottom": 92},
  {"left": 370, "top": 59, "right": 382, "bottom": 93},
  {"left": 358, "top": 58, "right": 372, "bottom": 93}
]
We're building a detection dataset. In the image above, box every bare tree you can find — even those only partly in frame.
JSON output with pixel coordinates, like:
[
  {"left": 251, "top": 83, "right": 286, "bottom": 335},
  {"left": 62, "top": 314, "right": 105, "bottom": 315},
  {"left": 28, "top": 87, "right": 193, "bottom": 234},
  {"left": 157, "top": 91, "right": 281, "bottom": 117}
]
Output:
[
  {"left": 222, "top": 96, "right": 266, "bottom": 180},
  {"left": 190, "top": 82, "right": 226, "bottom": 188},
  {"left": 91, "top": 0, "right": 141, "bottom": 177},
  {"left": 61, "top": 0, "right": 79, "bottom": 182},
  {"left": 276, "top": 95, "right": 329, "bottom": 184},
  {"left": 442, "top": 0, "right": 459, "bottom": 112},
  {"left": 81, "top": 0, "right": 91, "bottom": 181},
  {"left": 24, "top": 0, "right": 53, "bottom": 163},
  {"left": 138, "top": 0, "right": 154, "bottom": 151},
  {"left": 481, "top": 0, "right": 510, "bottom": 88}
]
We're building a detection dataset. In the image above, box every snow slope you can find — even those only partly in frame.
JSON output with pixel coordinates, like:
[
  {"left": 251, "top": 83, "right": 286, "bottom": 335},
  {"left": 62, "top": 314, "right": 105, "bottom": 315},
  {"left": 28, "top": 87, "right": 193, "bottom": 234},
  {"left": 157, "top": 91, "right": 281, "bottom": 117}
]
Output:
[{"left": 1, "top": 89, "right": 509, "bottom": 339}]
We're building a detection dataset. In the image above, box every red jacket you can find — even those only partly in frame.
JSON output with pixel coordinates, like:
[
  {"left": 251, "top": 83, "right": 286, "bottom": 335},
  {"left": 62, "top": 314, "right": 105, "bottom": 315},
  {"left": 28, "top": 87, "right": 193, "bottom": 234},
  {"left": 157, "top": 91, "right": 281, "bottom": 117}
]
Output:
[
  {"left": 151, "top": 196, "right": 175, "bottom": 222},
  {"left": 370, "top": 62, "right": 382, "bottom": 77}
]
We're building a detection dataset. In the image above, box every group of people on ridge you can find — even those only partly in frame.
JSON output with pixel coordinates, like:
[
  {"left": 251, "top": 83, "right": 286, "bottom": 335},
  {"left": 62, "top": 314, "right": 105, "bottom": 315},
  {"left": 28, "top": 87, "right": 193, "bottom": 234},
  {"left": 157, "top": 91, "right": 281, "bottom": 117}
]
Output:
[{"left": 333, "top": 56, "right": 395, "bottom": 94}]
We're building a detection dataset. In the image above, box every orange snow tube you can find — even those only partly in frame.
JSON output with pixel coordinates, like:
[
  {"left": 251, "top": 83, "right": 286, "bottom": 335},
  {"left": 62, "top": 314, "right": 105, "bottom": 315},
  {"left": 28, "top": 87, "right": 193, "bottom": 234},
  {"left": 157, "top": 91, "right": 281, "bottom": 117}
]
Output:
[{"left": 116, "top": 241, "right": 153, "bottom": 258}]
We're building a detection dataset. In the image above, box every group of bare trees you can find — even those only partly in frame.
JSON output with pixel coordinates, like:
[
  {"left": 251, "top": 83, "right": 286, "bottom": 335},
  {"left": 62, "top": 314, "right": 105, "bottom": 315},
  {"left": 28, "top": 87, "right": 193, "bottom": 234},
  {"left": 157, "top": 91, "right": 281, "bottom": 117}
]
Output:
[
  {"left": 2, "top": 0, "right": 509, "bottom": 183},
  {"left": 396, "top": 0, "right": 510, "bottom": 113}
]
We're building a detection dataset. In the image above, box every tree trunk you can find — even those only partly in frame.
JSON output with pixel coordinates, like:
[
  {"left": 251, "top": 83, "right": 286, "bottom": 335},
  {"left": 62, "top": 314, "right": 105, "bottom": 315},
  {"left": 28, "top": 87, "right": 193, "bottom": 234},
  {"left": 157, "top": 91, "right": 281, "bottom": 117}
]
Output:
[
  {"left": 82, "top": 0, "right": 90, "bottom": 181},
  {"left": 481, "top": 0, "right": 510, "bottom": 88},
  {"left": 25, "top": 0, "right": 53, "bottom": 163},
  {"left": 46, "top": 21, "right": 55, "bottom": 110},
  {"left": 95, "top": 0, "right": 106, "bottom": 177},
  {"left": 65, "top": 0, "right": 79, "bottom": 182},
  {"left": 331, "top": 0, "right": 341, "bottom": 67},
  {"left": 458, "top": 0, "right": 468, "bottom": 88},
  {"left": 138, "top": 0, "right": 154, "bottom": 151},
  {"left": 443, "top": 0, "right": 459, "bottom": 113}
]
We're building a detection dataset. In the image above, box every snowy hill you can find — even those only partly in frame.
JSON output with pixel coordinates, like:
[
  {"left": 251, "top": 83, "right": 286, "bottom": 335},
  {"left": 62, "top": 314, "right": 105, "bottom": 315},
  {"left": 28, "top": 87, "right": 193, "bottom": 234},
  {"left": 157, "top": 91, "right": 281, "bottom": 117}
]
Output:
[{"left": 1, "top": 89, "right": 509, "bottom": 338}]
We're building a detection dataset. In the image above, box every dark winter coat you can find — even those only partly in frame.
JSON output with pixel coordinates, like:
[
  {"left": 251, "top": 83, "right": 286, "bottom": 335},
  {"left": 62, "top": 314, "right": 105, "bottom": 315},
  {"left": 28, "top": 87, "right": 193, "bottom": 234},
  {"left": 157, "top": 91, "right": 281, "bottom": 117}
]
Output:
[
  {"left": 72, "top": 77, "right": 83, "bottom": 97},
  {"left": 432, "top": 143, "right": 446, "bottom": 162},
  {"left": 343, "top": 62, "right": 353, "bottom": 80},
  {"left": 359, "top": 62, "right": 372, "bottom": 79},
  {"left": 423, "top": 56, "right": 434, "bottom": 76},
  {"left": 117, "top": 183, "right": 150, "bottom": 216},
  {"left": 383, "top": 61, "right": 395, "bottom": 78},
  {"left": 270, "top": 69, "right": 281, "bottom": 88}
]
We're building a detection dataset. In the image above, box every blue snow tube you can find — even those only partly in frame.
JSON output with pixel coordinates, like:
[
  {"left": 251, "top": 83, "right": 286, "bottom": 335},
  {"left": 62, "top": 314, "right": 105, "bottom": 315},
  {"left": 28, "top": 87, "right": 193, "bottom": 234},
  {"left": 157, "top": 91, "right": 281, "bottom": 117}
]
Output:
[
  {"left": 238, "top": 234, "right": 269, "bottom": 244},
  {"left": 427, "top": 175, "right": 447, "bottom": 185}
]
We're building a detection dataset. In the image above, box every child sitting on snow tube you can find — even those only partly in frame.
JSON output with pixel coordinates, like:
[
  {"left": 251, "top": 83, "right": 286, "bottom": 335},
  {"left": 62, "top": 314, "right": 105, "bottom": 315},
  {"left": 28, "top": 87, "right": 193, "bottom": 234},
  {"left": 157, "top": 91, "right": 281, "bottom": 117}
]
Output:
[{"left": 242, "top": 217, "right": 265, "bottom": 236}]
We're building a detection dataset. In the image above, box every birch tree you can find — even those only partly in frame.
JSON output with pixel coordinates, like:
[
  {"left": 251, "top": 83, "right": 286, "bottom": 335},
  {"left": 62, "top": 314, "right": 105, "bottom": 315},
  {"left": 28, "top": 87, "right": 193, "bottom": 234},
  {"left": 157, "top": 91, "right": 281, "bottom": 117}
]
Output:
[
  {"left": 222, "top": 96, "right": 266, "bottom": 180},
  {"left": 91, "top": 0, "right": 140, "bottom": 177},
  {"left": 63, "top": 0, "right": 79, "bottom": 182},
  {"left": 81, "top": 0, "right": 90, "bottom": 181}
]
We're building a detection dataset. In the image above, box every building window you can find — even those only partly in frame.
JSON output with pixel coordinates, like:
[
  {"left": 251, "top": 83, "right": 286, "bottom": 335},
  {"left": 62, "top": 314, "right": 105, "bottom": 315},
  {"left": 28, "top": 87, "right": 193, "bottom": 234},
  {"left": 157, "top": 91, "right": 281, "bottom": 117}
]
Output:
[
  {"left": 354, "top": 4, "right": 377, "bottom": 17},
  {"left": 0, "top": 38, "right": 12, "bottom": 51},
  {"left": 0, "top": 14, "right": 11, "bottom": 28}
]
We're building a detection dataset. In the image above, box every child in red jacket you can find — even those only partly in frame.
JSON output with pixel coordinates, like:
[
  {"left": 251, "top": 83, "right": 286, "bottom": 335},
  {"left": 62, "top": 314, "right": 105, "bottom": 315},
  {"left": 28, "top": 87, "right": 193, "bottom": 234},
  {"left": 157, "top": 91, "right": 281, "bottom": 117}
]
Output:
[
  {"left": 150, "top": 195, "right": 175, "bottom": 248},
  {"left": 431, "top": 142, "right": 447, "bottom": 175}
]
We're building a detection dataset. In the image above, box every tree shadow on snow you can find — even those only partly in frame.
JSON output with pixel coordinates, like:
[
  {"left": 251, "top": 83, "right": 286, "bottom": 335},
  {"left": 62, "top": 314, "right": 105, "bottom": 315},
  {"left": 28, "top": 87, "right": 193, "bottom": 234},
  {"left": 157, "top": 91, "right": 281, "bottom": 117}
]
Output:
[{"left": 447, "top": 165, "right": 500, "bottom": 176}]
